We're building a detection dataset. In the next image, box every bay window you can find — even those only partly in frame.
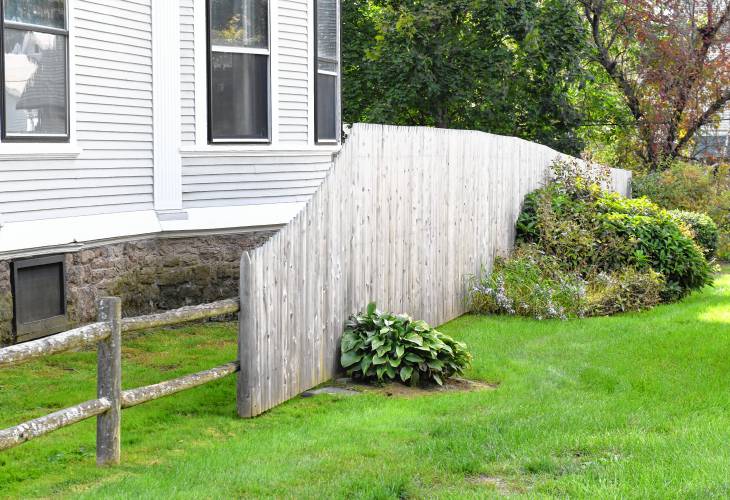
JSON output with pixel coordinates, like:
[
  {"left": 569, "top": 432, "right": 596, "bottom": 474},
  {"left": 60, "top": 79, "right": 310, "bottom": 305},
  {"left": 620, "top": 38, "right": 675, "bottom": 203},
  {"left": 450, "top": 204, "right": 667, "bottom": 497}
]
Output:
[
  {"left": 315, "top": 0, "right": 340, "bottom": 144},
  {"left": 1, "top": 0, "right": 69, "bottom": 141},
  {"left": 208, "top": 0, "right": 270, "bottom": 143}
]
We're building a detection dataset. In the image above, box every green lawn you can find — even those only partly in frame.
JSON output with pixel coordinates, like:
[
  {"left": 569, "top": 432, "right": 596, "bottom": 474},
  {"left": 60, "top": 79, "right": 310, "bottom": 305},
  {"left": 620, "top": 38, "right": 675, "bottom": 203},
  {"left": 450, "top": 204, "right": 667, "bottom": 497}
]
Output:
[{"left": 1, "top": 268, "right": 729, "bottom": 499}]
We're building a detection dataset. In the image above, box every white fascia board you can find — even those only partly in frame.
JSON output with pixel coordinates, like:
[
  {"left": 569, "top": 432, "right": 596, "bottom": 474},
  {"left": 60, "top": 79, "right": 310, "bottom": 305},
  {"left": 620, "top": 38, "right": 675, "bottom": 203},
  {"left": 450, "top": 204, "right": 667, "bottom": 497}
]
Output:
[
  {"left": 158, "top": 203, "right": 303, "bottom": 233},
  {"left": 180, "top": 144, "right": 341, "bottom": 158},
  {"left": 0, "top": 203, "right": 304, "bottom": 258}
]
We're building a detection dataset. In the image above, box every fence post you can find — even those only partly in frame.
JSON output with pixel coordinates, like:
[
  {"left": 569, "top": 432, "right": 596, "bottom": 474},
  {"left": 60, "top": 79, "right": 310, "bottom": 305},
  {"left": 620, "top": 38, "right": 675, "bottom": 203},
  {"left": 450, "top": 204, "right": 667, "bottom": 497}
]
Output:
[
  {"left": 237, "top": 252, "right": 255, "bottom": 418},
  {"left": 96, "top": 297, "right": 122, "bottom": 466}
]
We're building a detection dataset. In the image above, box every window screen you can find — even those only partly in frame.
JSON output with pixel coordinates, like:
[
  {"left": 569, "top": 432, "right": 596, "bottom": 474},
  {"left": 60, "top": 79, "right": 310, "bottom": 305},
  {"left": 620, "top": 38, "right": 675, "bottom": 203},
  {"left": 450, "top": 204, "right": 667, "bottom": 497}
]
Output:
[
  {"left": 2, "top": 0, "right": 69, "bottom": 141},
  {"left": 12, "top": 255, "right": 68, "bottom": 343},
  {"left": 315, "top": 0, "right": 339, "bottom": 143},
  {"left": 208, "top": 0, "right": 270, "bottom": 142}
]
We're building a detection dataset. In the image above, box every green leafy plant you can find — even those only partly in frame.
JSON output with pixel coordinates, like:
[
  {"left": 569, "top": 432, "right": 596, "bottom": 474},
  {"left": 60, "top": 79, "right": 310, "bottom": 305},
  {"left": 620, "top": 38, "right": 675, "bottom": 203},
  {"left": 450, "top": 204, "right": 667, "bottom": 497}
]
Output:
[
  {"left": 340, "top": 304, "right": 472, "bottom": 386},
  {"left": 669, "top": 210, "right": 720, "bottom": 259},
  {"left": 595, "top": 203, "right": 712, "bottom": 300},
  {"left": 516, "top": 160, "right": 713, "bottom": 301}
]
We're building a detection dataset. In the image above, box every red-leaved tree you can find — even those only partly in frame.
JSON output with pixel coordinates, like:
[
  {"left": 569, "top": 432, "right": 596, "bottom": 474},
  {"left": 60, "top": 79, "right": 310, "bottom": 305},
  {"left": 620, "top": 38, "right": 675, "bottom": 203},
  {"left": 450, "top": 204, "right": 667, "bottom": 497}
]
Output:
[{"left": 581, "top": 0, "right": 730, "bottom": 169}]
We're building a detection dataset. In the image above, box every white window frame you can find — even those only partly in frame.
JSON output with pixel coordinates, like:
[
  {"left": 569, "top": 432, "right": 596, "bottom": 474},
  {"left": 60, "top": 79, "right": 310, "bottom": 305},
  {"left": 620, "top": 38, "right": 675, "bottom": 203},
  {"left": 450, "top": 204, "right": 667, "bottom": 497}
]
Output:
[
  {"left": 207, "top": 0, "right": 272, "bottom": 144},
  {"left": 0, "top": 0, "right": 79, "bottom": 159},
  {"left": 314, "top": 0, "right": 341, "bottom": 145},
  {"left": 186, "top": 0, "right": 341, "bottom": 155}
]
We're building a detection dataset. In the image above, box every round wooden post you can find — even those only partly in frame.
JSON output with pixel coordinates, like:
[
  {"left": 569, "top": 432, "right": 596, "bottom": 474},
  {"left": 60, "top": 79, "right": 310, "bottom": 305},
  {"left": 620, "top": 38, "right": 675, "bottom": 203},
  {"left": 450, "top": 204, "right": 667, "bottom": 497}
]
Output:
[{"left": 96, "top": 297, "right": 122, "bottom": 466}]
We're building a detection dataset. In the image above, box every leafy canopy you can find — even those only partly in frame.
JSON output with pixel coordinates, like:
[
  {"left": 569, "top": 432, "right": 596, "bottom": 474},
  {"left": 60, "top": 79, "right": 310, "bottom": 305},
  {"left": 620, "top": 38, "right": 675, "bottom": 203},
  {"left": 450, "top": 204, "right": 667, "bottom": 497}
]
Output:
[{"left": 343, "top": 0, "right": 591, "bottom": 155}]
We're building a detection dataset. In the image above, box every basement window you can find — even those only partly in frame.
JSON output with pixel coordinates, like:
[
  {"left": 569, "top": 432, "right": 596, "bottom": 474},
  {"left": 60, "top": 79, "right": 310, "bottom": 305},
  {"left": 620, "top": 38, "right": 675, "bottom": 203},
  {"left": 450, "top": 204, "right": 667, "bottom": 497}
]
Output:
[{"left": 12, "top": 254, "right": 68, "bottom": 342}]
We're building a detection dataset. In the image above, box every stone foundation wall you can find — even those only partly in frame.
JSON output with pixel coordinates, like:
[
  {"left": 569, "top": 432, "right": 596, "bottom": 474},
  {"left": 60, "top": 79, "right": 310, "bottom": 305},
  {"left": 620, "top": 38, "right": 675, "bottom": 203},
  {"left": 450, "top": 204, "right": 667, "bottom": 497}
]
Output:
[
  {"left": 0, "top": 261, "right": 12, "bottom": 346},
  {"left": 0, "top": 231, "right": 275, "bottom": 346}
]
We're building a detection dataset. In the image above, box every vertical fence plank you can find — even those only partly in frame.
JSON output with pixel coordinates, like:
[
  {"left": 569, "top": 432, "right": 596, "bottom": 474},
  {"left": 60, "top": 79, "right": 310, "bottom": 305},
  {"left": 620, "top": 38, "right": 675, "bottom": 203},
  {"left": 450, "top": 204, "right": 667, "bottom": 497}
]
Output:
[
  {"left": 96, "top": 297, "right": 122, "bottom": 466},
  {"left": 237, "top": 252, "right": 255, "bottom": 418}
]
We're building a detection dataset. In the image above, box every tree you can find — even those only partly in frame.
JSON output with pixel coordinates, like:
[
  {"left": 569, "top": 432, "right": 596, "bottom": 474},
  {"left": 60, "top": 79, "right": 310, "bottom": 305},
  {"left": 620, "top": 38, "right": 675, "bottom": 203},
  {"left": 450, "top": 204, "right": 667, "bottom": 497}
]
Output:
[
  {"left": 343, "top": 0, "right": 592, "bottom": 155},
  {"left": 581, "top": 0, "right": 730, "bottom": 169}
]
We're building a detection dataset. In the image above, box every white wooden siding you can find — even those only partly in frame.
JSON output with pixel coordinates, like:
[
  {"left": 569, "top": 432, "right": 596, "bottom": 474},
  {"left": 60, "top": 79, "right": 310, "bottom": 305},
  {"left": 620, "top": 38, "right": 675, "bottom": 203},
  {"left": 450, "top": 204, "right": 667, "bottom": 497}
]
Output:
[
  {"left": 181, "top": 154, "right": 333, "bottom": 209},
  {"left": 0, "top": 0, "right": 154, "bottom": 223},
  {"left": 180, "top": 0, "right": 196, "bottom": 145},
  {"left": 277, "top": 0, "right": 310, "bottom": 143},
  {"left": 181, "top": 0, "right": 311, "bottom": 145}
]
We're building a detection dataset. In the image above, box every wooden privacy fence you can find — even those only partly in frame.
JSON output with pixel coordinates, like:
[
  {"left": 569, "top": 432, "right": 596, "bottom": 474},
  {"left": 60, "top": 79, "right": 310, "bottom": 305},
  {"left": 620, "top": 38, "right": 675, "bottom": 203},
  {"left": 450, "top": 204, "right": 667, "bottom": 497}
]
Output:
[
  {"left": 237, "top": 124, "right": 633, "bottom": 418},
  {"left": 1, "top": 124, "right": 633, "bottom": 461},
  {"left": 0, "top": 297, "right": 240, "bottom": 465}
]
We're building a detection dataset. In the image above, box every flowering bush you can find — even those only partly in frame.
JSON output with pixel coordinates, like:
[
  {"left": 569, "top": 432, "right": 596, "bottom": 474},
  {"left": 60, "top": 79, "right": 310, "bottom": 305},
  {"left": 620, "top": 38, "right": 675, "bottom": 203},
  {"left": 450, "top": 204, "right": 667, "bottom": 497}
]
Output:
[
  {"left": 467, "top": 246, "right": 588, "bottom": 320},
  {"left": 470, "top": 159, "right": 714, "bottom": 320},
  {"left": 467, "top": 247, "right": 667, "bottom": 320},
  {"left": 516, "top": 161, "right": 713, "bottom": 300}
]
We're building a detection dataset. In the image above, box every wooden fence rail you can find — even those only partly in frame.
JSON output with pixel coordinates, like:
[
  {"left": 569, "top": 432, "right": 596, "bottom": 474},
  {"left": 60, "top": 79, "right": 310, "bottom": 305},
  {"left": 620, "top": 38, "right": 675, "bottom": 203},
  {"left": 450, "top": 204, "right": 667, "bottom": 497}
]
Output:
[{"left": 0, "top": 297, "right": 240, "bottom": 465}]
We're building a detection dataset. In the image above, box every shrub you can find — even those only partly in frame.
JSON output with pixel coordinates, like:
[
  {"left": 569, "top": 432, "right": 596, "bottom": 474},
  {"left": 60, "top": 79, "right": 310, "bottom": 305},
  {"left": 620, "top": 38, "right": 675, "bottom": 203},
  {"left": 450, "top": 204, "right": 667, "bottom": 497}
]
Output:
[
  {"left": 585, "top": 269, "right": 665, "bottom": 316},
  {"left": 669, "top": 210, "right": 719, "bottom": 259},
  {"left": 340, "top": 304, "right": 472, "bottom": 386},
  {"left": 517, "top": 173, "right": 713, "bottom": 300},
  {"left": 595, "top": 205, "right": 712, "bottom": 300},
  {"left": 632, "top": 161, "right": 730, "bottom": 261},
  {"left": 720, "top": 233, "right": 730, "bottom": 262},
  {"left": 632, "top": 162, "right": 717, "bottom": 213},
  {"left": 465, "top": 245, "right": 667, "bottom": 320},
  {"left": 467, "top": 245, "right": 588, "bottom": 320}
]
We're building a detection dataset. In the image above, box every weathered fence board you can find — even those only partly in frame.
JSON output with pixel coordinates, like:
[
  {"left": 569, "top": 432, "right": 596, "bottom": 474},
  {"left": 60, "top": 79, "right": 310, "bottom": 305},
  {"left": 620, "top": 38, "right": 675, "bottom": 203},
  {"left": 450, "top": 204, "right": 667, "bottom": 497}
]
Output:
[
  {"left": 0, "top": 323, "right": 110, "bottom": 369},
  {"left": 97, "top": 297, "right": 122, "bottom": 466},
  {"left": 122, "top": 362, "right": 239, "bottom": 409},
  {"left": 238, "top": 124, "right": 632, "bottom": 417},
  {"left": 121, "top": 299, "right": 240, "bottom": 333},
  {"left": 0, "top": 399, "right": 111, "bottom": 452}
]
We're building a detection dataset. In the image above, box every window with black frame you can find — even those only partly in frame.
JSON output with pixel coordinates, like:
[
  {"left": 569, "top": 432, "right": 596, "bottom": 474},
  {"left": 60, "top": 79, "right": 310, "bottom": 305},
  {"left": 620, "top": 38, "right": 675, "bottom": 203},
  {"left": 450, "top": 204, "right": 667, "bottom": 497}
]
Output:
[
  {"left": 315, "top": 0, "right": 339, "bottom": 144},
  {"left": 1, "top": 0, "right": 68, "bottom": 141},
  {"left": 208, "top": 0, "right": 270, "bottom": 143}
]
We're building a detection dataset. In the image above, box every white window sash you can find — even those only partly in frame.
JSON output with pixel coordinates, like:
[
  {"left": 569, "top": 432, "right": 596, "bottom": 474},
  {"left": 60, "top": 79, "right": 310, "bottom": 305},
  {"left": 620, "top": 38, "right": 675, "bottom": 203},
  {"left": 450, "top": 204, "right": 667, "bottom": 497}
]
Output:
[{"left": 210, "top": 45, "right": 270, "bottom": 56}]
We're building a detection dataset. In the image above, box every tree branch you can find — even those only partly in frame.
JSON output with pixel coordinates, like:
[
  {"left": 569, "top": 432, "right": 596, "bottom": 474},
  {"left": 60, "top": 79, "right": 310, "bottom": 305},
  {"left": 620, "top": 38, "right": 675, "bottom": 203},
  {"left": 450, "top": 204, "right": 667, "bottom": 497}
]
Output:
[{"left": 673, "top": 88, "right": 730, "bottom": 156}]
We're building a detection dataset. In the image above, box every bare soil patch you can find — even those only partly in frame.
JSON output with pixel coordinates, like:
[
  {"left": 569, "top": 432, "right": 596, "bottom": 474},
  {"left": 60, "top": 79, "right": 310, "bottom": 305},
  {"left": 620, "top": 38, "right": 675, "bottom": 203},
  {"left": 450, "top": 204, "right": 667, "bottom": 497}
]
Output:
[{"left": 325, "top": 377, "right": 498, "bottom": 398}]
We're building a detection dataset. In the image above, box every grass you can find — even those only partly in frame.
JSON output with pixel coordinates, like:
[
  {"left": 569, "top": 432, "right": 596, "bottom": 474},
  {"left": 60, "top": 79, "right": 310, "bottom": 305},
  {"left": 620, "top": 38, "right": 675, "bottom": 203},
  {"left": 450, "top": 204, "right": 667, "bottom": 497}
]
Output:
[{"left": 1, "top": 267, "right": 729, "bottom": 498}]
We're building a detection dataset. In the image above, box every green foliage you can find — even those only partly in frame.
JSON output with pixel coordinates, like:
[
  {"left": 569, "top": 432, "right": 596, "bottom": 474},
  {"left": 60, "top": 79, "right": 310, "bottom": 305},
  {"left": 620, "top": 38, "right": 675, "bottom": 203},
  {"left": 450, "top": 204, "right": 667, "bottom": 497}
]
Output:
[
  {"left": 669, "top": 210, "right": 720, "bottom": 259},
  {"left": 340, "top": 303, "right": 472, "bottom": 386},
  {"left": 633, "top": 162, "right": 730, "bottom": 262},
  {"left": 342, "top": 0, "right": 592, "bottom": 155},
  {"left": 585, "top": 269, "right": 665, "bottom": 317},
  {"left": 513, "top": 160, "right": 714, "bottom": 305},
  {"left": 632, "top": 162, "right": 719, "bottom": 212},
  {"left": 467, "top": 245, "right": 666, "bottom": 319},
  {"left": 467, "top": 245, "right": 588, "bottom": 320},
  {"left": 720, "top": 234, "right": 730, "bottom": 262}
]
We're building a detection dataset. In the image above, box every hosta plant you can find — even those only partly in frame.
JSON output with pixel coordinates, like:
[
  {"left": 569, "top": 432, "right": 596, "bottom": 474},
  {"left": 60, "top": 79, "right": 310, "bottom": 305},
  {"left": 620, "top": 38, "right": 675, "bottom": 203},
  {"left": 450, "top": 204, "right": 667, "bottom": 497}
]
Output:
[{"left": 341, "top": 304, "right": 472, "bottom": 386}]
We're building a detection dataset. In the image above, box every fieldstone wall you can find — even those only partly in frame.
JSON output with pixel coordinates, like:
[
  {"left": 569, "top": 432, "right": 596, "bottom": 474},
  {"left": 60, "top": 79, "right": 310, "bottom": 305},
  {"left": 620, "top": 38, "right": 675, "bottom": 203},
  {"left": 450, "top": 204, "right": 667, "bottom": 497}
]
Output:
[
  {"left": 0, "top": 232, "right": 275, "bottom": 346},
  {"left": 0, "top": 261, "right": 12, "bottom": 346}
]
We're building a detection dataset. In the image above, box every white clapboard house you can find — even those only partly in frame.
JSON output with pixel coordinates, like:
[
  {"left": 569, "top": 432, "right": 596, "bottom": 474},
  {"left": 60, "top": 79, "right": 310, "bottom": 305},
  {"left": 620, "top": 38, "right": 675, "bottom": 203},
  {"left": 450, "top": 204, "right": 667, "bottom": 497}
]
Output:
[
  {"left": 695, "top": 107, "right": 730, "bottom": 161},
  {"left": 0, "top": 0, "right": 341, "bottom": 344}
]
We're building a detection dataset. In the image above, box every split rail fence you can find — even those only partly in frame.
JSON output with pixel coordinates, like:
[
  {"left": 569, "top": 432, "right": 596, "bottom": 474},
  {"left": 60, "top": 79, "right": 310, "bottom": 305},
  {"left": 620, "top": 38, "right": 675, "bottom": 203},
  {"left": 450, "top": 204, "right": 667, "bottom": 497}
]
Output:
[{"left": 0, "top": 297, "right": 240, "bottom": 465}]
